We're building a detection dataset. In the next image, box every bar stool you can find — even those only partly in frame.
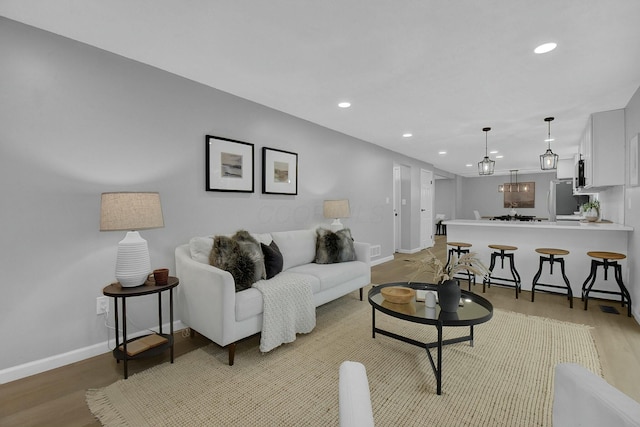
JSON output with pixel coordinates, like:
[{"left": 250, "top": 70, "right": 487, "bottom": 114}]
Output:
[
  {"left": 435, "top": 220, "right": 447, "bottom": 236},
  {"left": 483, "top": 244, "right": 521, "bottom": 298},
  {"left": 581, "top": 251, "right": 631, "bottom": 317},
  {"left": 531, "top": 248, "right": 573, "bottom": 308},
  {"left": 445, "top": 241, "right": 474, "bottom": 290},
  {"left": 435, "top": 214, "right": 447, "bottom": 236}
]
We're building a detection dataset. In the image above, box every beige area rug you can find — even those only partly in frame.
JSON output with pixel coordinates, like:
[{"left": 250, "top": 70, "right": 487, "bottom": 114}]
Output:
[{"left": 87, "top": 291, "right": 601, "bottom": 426}]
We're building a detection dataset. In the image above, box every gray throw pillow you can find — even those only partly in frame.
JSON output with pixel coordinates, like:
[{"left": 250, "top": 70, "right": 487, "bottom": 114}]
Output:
[
  {"left": 209, "top": 236, "right": 256, "bottom": 291},
  {"left": 315, "top": 228, "right": 356, "bottom": 264},
  {"left": 232, "top": 230, "right": 266, "bottom": 282}
]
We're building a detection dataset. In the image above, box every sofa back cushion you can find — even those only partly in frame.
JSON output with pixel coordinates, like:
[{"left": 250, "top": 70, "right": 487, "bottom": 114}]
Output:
[{"left": 271, "top": 229, "right": 316, "bottom": 271}]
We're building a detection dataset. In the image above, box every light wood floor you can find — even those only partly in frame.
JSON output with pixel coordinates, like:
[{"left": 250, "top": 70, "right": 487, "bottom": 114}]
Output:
[{"left": 2, "top": 235, "right": 639, "bottom": 426}]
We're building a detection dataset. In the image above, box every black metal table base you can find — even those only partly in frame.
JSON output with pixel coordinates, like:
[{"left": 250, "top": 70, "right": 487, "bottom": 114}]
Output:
[{"left": 372, "top": 307, "right": 474, "bottom": 395}]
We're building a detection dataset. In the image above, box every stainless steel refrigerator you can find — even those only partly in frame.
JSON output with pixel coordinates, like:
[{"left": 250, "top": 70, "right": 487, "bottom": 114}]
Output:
[{"left": 548, "top": 179, "right": 588, "bottom": 221}]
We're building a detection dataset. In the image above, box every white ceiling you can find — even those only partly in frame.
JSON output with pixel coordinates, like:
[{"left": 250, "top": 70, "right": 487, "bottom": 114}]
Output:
[{"left": 3, "top": 0, "right": 640, "bottom": 177}]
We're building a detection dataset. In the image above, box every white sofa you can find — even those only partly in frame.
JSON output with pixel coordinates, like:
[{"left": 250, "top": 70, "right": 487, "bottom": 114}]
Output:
[{"left": 175, "top": 229, "right": 371, "bottom": 365}]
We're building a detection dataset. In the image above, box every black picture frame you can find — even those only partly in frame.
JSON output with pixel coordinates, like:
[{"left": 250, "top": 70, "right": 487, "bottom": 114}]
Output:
[
  {"left": 262, "top": 147, "right": 298, "bottom": 195},
  {"left": 206, "top": 135, "right": 254, "bottom": 192}
]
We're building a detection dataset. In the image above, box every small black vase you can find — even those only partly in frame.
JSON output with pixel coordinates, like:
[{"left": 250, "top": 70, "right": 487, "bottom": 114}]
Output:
[{"left": 438, "top": 279, "right": 461, "bottom": 312}]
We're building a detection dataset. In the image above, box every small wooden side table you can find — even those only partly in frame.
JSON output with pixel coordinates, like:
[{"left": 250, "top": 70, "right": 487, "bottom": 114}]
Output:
[{"left": 103, "top": 277, "right": 179, "bottom": 379}]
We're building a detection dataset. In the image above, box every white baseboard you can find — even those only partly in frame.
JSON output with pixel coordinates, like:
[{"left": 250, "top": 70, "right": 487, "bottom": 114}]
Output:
[
  {"left": 395, "top": 247, "right": 422, "bottom": 254},
  {"left": 371, "top": 255, "right": 394, "bottom": 266},
  {"left": 0, "top": 320, "right": 187, "bottom": 384}
]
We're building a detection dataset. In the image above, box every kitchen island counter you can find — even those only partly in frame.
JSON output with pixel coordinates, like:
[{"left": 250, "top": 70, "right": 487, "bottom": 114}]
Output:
[
  {"left": 444, "top": 219, "right": 633, "bottom": 232},
  {"left": 443, "top": 219, "right": 633, "bottom": 299}
]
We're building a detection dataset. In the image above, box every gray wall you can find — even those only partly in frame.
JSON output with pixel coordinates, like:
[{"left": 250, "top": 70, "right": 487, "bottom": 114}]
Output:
[
  {"left": 434, "top": 178, "right": 456, "bottom": 219},
  {"left": 0, "top": 18, "right": 435, "bottom": 374},
  {"left": 459, "top": 172, "right": 557, "bottom": 219}
]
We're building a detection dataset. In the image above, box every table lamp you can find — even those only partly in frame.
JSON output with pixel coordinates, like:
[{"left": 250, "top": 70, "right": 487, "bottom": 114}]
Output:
[
  {"left": 323, "top": 199, "right": 350, "bottom": 232},
  {"left": 100, "top": 192, "right": 164, "bottom": 287}
]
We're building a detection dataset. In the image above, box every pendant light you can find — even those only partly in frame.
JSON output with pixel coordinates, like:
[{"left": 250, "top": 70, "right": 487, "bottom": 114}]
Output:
[
  {"left": 509, "top": 169, "right": 520, "bottom": 192},
  {"left": 478, "top": 127, "right": 495, "bottom": 175},
  {"left": 540, "top": 116, "right": 559, "bottom": 170}
]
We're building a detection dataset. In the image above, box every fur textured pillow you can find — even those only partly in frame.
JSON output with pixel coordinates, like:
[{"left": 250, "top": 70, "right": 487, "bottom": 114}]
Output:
[
  {"left": 315, "top": 228, "right": 356, "bottom": 264},
  {"left": 261, "top": 240, "right": 284, "bottom": 279},
  {"left": 209, "top": 236, "right": 256, "bottom": 291},
  {"left": 232, "top": 230, "right": 266, "bottom": 282}
]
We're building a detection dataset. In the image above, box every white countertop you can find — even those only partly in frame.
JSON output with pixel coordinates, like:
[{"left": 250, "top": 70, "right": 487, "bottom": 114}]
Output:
[{"left": 443, "top": 219, "right": 633, "bottom": 231}]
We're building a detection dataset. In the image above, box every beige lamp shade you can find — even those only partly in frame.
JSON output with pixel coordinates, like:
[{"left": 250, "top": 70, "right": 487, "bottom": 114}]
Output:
[
  {"left": 323, "top": 199, "right": 350, "bottom": 219},
  {"left": 100, "top": 192, "right": 164, "bottom": 287},
  {"left": 100, "top": 192, "right": 164, "bottom": 231},
  {"left": 323, "top": 199, "right": 350, "bottom": 232}
]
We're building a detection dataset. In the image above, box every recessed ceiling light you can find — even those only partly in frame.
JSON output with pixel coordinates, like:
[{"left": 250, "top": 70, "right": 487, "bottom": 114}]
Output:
[
  {"left": 545, "top": 138, "right": 555, "bottom": 142},
  {"left": 402, "top": 133, "right": 413, "bottom": 138},
  {"left": 465, "top": 164, "right": 473, "bottom": 167},
  {"left": 438, "top": 151, "right": 447, "bottom": 155},
  {"left": 496, "top": 155, "right": 504, "bottom": 159},
  {"left": 338, "top": 102, "right": 351, "bottom": 108},
  {"left": 490, "top": 150, "right": 498, "bottom": 154},
  {"left": 534, "top": 42, "right": 557, "bottom": 54}
]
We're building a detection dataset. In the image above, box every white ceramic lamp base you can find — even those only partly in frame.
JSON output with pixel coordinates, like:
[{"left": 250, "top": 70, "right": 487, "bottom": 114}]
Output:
[
  {"left": 115, "top": 231, "right": 151, "bottom": 287},
  {"left": 330, "top": 219, "right": 344, "bottom": 232}
]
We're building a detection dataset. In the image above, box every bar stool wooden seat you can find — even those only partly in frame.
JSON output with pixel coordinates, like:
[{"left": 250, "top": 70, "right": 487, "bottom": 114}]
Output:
[
  {"left": 581, "top": 251, "right": 631, "bottom": 317},
  {"left": 445, "top": 241, "right": 474, "bottom": 290},
  {"left": 484, "top": 244, "right": 521, "bottom": 298},
  {"left": 531, "top": 248, "right": 573, "bottom": 308}
]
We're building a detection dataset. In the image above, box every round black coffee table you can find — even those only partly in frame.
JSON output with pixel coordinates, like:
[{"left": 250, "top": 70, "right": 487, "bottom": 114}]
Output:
[{"left": 368, "top": 282, "right": 493, "bottom": 395}]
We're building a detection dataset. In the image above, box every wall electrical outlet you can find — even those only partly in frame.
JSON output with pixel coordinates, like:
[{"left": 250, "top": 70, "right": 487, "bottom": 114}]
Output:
[{"left": 96, "top": 296, "right": 108, "bottom": 315}]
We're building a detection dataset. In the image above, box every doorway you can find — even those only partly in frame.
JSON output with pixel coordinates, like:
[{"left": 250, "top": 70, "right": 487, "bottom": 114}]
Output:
[
  {"left": 393, "top": 166, "right": 401, "bottom": 252},
  {"left": 420, "top": 169, "right": 434, "bottom": 249}
]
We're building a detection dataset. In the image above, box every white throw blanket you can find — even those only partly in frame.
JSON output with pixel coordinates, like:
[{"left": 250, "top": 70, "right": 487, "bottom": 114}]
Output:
[{"left": 252, "top": 272, "right": 316, "bottom": 352}]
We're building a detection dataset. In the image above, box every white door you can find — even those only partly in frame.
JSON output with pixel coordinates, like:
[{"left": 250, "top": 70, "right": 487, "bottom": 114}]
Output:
[
  {"left": 393, "top": 166, "right": 401, "bottom": 252},
  {"left": 420, "top": 169, "right": 434, "bottom": 249}
]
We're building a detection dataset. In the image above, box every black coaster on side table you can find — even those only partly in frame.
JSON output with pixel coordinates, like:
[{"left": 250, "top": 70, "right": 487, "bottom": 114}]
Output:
[{"left": 599, "top": 305, "right": 620, "bottom": 314}]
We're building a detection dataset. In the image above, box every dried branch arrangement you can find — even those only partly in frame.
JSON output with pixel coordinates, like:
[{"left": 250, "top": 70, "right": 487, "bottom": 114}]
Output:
[{"left": 407, "top": 249, "right": 489, "bottom": 284}]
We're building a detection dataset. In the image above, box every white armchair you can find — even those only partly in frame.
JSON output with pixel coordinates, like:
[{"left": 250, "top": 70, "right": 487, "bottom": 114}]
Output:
[
  {"left": 339, "top": 361, "right": 375, "bottom": 427},
  {"left": 553, "top": 363, "right": 640, "bottom": 426}
]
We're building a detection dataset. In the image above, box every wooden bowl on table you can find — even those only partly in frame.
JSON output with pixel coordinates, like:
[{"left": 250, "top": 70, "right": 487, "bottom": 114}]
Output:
[{"left": 381, "top": 286, "right": 416, "bottom": 304}]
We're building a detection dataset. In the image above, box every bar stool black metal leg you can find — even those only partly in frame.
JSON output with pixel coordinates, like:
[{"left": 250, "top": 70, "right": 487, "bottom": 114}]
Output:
[
  {"left": 445, "top": 248, "right": 453, "bottom": 270},
  {"left": 558, "top": 258, "right": 573, "bottom": 308},
  {"left": 531, "top": 256, "right": 545, "bottom": 302},
  {"left": 448, "top": 246, "right": 472, "bottom": 291},
  {"left": 507, "top": 254, "right": 521, "bottom": 298},
  {"left": 484, "top": 253, "right": 498, "bottom": 293},
  {"left": 614, "top": 264, "right": 632, "bottom": 317},
  {"left": 582, "top": 261, "right": 599, "bottom": 310}
]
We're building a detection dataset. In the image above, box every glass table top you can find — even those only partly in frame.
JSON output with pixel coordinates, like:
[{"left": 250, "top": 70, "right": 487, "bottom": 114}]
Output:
[{"left": 368, "top": 282, "right": 493, "bottom": 326}]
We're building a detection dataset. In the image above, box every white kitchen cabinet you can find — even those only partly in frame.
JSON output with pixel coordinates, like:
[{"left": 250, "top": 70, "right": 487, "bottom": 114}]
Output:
[
  {"left": 556, "top": 158, "right": 574, "bottom": 179},
  {"left": 580, "top": 109, "right": 625, "bottom": 189}
]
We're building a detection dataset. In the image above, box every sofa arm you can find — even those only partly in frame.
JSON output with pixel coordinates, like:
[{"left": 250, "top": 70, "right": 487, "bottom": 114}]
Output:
[
  {"left": 175, "top": 244, "right": 237, "bottom": 346},
  {"left": 339, "top": 361, "right": 375, "bottom": 427},
  {"left": 553, "top": 363, "right": 640, "bottom": 427},
  {"left": 354, "top": 242, "right": 371, "bottom": 266}
]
